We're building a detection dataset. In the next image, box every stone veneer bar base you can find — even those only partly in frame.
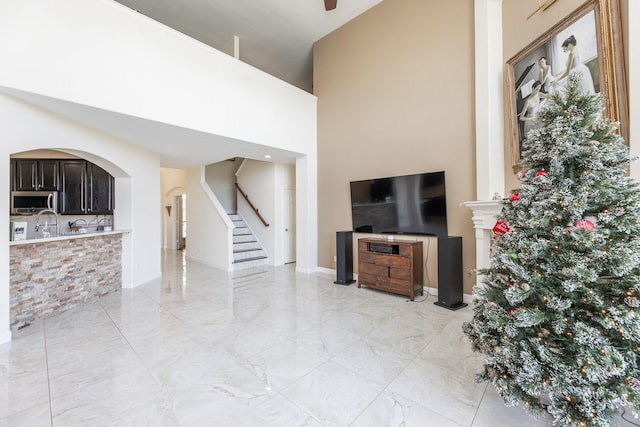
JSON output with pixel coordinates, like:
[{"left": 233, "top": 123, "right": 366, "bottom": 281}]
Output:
[{"left": 9, "top": 234, "right": 123, "bottom": 330}]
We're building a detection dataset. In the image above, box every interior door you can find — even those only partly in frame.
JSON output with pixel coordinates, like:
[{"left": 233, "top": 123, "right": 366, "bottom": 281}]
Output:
[{"left": 284, "top": 189, "right": 296, "bottom": 264}]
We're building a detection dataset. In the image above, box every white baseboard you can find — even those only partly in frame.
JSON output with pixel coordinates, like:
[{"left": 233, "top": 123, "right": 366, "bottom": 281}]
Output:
[
  {"left": 315, "top": 266, "right": 360, "bottom": 280},
  {"left": 425, "top": 286, "right": 474, "bottom": 305},
  {"left": 0, "top": 329, "right": 12, "bottom": 344},
  {"left": 316, "top": 268, "right": 473, "bottom": 304},
  {"left": 185, "top": 254, "right": 230, "bottom": 271},
  {"left": 315, "top": 266, "right": 336, "bottom": 276}
]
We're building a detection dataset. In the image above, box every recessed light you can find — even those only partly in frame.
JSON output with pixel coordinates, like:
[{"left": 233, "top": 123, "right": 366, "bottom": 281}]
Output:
[{"left": 265, "top": 155, "right": 271, "bottom": 159}]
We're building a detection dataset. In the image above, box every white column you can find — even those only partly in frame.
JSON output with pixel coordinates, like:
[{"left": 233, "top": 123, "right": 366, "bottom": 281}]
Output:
[
  {"left": 466, "top": 0, "right": 505, "bottom": 286},
  {"left": 295, "top": 154, "right": 318, "bottom": 274},
  {"left": 474, "top": 0, "right": 505, "bottom": 200},
  {"left": 0, "top": 152, "right": 10, "bottom": 344},
  {"left": 629, "top": 0, "right": 640, "bottom": 180},
  {"left": 464, "top": 200, "right": 503, "bottom": 273}
]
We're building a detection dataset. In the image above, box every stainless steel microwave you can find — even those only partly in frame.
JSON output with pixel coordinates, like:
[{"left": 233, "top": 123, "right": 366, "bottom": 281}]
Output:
[{"left": 11, "top": 191, "right": 57, "bottom": 214}]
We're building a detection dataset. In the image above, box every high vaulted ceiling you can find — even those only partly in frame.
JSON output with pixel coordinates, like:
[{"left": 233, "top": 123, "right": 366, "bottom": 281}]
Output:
[{"left": 113, "top": 0, "right": 384, "bottom": 92}]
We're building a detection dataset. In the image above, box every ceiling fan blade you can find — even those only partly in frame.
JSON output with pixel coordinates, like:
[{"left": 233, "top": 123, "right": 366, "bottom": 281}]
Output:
[{"left": 324, "top": 0, "right": 337, "bottom": 11}]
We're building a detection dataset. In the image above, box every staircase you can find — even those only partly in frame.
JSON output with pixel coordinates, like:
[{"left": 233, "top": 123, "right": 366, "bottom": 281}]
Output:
[{"left": 229, "top": 213, "right": 268, "bottom": 270}]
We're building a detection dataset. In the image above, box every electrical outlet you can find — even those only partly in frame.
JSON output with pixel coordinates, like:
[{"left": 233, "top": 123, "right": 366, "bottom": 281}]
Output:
[{"left": 333, "top": 255, "right": 337, "bottom": 263}]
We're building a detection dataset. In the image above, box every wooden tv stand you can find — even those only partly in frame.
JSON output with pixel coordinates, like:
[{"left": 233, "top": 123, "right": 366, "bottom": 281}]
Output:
[{"left": 357, "top": 238, "right": 423, "bottom": 301}]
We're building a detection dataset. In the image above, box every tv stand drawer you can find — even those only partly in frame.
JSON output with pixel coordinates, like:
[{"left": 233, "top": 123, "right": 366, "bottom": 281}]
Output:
[
  {"left": 359, "top": 251, "right": 410, "bottom": 268},
  {"left": 357, "top": 238, "right": 423, "bottom": 301}
]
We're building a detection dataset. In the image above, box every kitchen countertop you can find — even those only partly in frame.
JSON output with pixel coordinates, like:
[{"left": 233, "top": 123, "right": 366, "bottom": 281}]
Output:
[{"left": 9, "top": 229, "right": 131, "bottom": 246}]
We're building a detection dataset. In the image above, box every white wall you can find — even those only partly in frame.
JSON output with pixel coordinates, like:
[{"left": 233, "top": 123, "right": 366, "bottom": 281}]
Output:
[
  {"left": 0, "top": 0, "right": 317, "bottom": 157},
  {"left": 0, "top": 0, "right": 319, "bottom": 277},
  {"left": 0, "top": 93, "right": 162, "bottom": 341},
  {"left": 205, "top": 160, "right": 240, "bottom": 213},
  {"left": 185, "top": 166, "right": 233, "bottom": 270}
]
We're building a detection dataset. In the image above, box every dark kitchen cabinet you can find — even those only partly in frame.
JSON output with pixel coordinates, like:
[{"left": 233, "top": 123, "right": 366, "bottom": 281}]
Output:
[
  {"left": 15, "top": 159, "right": 38, "bottom": 191},
  {"left": 10, "top": 157, "right": 115, "bottom": 215},
  {"left": 40, "top": 160, "right": 60, "bottom": 190},
  {"left": 60, "top": 160, "right": 87, "bottom": 214},
  {"left": 60, "top": 160, "right": 114, "bottom": 215},
  {"left": 15, "top": 159, "right": 59, "bottom": 191},
  {"left": 10, "top": 160, "right": 15, "bottom": 191},
  {"left": 87, "top": 163, "right": 114, "bottom": 214}
]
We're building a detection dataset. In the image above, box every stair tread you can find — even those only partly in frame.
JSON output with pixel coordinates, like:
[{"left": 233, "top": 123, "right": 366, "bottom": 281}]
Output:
[
  {"left": 233, "top": 256, "right": 268, "bottom": 263},
  {"left": 234, "top": 248, "right": 266, "bottom": 254},
  {"left": 228, "top": 214, "right": 266, "bottom": 267}
]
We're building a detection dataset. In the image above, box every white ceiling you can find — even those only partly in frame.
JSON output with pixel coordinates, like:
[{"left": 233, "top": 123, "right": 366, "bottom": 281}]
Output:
[{"left": 113, "top": 0, "right": 384, "bottom": 92}]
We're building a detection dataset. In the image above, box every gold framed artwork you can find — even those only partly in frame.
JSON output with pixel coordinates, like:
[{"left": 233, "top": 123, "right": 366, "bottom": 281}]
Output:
[{"left": 506, "top": 0, "right": 628, "bottom": 170}]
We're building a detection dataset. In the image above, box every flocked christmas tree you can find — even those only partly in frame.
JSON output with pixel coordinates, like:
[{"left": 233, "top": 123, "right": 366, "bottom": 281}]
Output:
[{"left": 463, "top": 75, "right": 640, "bottom": 426}]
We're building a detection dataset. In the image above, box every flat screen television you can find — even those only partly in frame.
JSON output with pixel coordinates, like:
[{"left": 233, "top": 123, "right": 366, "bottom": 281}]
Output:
[{"left": 350, "top": 171, "right": 448, "bottom": 237}]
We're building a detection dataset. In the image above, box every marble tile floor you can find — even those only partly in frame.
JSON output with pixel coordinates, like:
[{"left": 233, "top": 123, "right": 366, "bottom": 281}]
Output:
[{"left": 1, "top": 250, "right": 638, "bottom": 426}]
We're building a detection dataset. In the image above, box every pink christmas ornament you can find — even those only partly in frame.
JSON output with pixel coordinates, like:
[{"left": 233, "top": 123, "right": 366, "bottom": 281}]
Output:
[{"left": 574, "top": 219, "right": 595, "bottom": 232}]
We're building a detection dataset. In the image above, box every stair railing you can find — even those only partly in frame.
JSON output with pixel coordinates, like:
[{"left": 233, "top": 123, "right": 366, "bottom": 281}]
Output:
[{"left": 235, "top": 183, "right": 270, "bottom": 227}]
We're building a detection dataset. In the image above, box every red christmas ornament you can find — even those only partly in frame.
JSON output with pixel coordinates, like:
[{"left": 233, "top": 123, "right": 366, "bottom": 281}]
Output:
[
  {"left": 536, "top": 169, "right": 548, "bottom": 177},
  {"left": 574, "top": 219, "right": 595, "bottom": 232},
  {"left": 493, "top": 220, "right": 510, "bottom": 236},
  {"left": 509, "top": 193, "right": 520, "bottom": 202},
  {"left": 509, "top": 308, "right": 518, "bottom": 317}
]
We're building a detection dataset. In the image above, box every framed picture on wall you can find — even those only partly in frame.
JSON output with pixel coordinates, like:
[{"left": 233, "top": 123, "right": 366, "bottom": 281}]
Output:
[{"left": 505, "top": 0, "right": 628, "bottom": 170}]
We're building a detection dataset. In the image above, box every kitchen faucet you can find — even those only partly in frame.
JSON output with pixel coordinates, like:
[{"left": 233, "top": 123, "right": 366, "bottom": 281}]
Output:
[{"left": 34, "top": 209, "right": 60, "bottom": 238}]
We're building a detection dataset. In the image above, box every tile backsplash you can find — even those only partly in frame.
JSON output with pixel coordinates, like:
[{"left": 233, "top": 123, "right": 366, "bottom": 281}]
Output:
[{"left": 10, "top": 214, "right": 114, "bottom": 240}]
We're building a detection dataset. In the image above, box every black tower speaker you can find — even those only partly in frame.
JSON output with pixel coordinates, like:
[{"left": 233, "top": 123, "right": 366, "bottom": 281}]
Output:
[
  {"left": 434, "top": 236, "right": 467, "bottom": 310},
  {"left": 334, "top": 231, "right": 355, "bottom": 285}
]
